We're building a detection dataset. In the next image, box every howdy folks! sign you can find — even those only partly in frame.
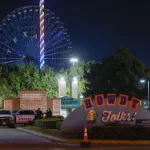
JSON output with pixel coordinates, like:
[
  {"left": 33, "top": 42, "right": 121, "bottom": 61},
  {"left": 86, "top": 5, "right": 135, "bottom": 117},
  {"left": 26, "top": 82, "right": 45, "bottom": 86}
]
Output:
[{"left": 83, "top": 94, "right": 140, "bottom": 123}]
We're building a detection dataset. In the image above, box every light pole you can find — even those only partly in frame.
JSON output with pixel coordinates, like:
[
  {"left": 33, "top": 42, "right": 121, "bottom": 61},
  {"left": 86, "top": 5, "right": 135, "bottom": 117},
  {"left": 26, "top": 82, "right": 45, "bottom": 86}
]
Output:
[
  {"left": 140, "top": 79, "right": 149, "bottom": 108},
  {"left": 70, "top": 58, "right": 78, "bottom": 65}
]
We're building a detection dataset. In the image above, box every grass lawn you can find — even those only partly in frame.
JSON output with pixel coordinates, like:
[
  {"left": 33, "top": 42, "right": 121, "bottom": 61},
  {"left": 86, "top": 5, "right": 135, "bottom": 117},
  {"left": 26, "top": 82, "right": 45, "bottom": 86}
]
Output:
[{"left": 21, "top": 125, "right": 78, "bottom": 139}]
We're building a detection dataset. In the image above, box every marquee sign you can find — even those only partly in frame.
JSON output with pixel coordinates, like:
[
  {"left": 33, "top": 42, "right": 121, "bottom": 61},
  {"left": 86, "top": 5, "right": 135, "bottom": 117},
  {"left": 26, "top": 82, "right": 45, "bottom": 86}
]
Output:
[{"left": 83, "top": 94, "right": 140, "bottom": 123}]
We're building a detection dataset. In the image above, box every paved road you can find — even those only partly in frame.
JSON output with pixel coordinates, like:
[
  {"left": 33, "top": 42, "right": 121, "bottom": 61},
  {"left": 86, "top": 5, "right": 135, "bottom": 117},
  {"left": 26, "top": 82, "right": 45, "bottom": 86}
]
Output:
[
  {"left": 0, "top": 127, "right": 76, "bottom": 148},
  {"left": 0, "top": 127, "right": 51, "bottom": 143}
]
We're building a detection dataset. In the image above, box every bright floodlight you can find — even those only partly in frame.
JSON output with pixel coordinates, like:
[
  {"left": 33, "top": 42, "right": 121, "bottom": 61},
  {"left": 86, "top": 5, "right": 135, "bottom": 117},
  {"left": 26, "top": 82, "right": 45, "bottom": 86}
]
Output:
[
  {"left": 140, "top": 79, "right": 146, "bottom": 83},
  {"left": 70, "top": 58, "right": 78, "bottom": 64}
]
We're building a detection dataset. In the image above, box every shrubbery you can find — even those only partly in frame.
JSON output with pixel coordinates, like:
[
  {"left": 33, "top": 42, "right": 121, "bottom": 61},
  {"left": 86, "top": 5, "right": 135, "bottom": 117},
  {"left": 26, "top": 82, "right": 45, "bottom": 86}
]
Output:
[
  {"left": 56, "top": 122, "right": 63, "bottom": 130},
  {"left": 91, "top": 126, "right": 150, "bottom": 140},
  {"left": 34, "top": 118, "right": 64, "bottom": 129},
  {"left": 8, "top": 124, "right": 16, "bottom": 128},
  {"left": 28, "top": 120, "right": 35, "bottom": 126}
]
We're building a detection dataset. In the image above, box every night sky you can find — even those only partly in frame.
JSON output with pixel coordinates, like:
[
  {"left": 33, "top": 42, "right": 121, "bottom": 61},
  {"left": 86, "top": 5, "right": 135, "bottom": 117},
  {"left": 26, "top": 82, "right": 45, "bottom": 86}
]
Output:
[{"left": 0, "top": 0, "right": 150, "bottom": 66}]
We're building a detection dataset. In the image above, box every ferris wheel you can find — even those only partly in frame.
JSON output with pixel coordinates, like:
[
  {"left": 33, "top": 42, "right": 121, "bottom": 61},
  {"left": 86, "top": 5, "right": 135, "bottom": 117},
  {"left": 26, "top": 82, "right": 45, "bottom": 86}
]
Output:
[{"left": 0, "top": 6, "right": 72, "bottom": 68}]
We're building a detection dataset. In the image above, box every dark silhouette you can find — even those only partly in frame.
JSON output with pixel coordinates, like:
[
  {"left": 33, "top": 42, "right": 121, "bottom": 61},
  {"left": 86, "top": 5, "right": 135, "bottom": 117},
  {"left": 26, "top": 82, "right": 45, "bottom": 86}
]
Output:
[
  {"left": 46, "top": 108, "right": 52, "bottom": 118},
  {"left": 37, "top": 108, "right": 42, "bottom": 119}
]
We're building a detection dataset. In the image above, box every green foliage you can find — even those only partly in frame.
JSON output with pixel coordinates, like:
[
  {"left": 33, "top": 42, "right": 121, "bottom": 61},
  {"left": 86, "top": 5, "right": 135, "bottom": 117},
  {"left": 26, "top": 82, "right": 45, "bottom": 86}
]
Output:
[
  {"left": 28, "top": 120, "right": 35, "bottom": 126},
  {"left": 0, "top": 61, "right": 88, "bottom": 106},
  {"left": 84, "top": 46, "right": 147, "bottom": 97},
  {"left": 35, "top": 119, "right": 63, "bottom": 129},
  {"left": 67, "top": 62, "right": 88, "bottom": 97},
  {"left": 58, "top": 62, "right": 88, "bottom": 97},
  {"left": 8, "top": 124, "right": 16, "bottom": 128},
  {"left": 56, "top": 121, "right": 63, "bottom": 130}
]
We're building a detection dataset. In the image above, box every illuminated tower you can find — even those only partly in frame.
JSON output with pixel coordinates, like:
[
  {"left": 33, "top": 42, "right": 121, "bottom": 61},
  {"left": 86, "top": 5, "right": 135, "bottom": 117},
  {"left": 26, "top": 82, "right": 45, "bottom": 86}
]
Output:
[{"left": 40, "top": 0, "right": 45, "bottom": 70}]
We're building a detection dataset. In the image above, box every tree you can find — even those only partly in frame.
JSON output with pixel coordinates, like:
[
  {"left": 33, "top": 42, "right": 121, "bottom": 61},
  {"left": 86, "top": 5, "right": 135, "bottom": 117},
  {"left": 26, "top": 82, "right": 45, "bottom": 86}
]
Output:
[
  {"left": 40, "top": 66, "right": 57, "bottom": 97},
  {"left": 67, "top": 62, "right": 88, "bottom": 98},
  {"left": 83, "top": 61, "right": 103, "bottom": 97},
  {"left": 0, "top": 63, "right": 58, "bottom": 106},
  {"left": 58, "top": 62, "right": 88, "bottom": 98},
  {"left": 84, "top": 46, "right": 146, "bottom": 97}
]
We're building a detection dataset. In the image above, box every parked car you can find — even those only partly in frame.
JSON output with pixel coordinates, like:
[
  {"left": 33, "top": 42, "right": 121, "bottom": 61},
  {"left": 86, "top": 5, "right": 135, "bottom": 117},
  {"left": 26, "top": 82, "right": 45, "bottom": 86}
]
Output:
[
  {"left": 0, "top": 109, "right": 15, "bottom": 126},
  {"left": 15, "top": 110, "right": 37, "bottom": 124}
]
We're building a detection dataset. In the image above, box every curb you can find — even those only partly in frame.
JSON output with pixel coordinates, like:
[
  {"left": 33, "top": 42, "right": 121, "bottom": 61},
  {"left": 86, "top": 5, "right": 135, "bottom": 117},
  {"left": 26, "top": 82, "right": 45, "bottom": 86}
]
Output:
[
  {"left": 67, "top": 140, "right": 150, "bottom": 144},
  {"left": 16, "top": 127, "right": 67, "bottom": 143}
]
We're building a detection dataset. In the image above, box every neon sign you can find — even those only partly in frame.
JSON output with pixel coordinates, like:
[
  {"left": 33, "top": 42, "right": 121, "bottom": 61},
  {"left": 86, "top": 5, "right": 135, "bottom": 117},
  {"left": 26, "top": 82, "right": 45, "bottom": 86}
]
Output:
[
  {"left": 102, "top": 111, "right": 137, "bottom": 122},
  {"left": 83, "top": 94, "right": 140, "bottom": 111},
  {"left": 83, "top": 94, "right": 140, "bottom": 123}
]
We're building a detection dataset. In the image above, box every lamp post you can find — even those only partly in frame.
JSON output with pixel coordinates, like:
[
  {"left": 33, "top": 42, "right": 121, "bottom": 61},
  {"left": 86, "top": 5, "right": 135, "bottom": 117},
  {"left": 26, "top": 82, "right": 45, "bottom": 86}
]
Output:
[{"left": 140, "top": 79, "right": 149, "bottom": 108}]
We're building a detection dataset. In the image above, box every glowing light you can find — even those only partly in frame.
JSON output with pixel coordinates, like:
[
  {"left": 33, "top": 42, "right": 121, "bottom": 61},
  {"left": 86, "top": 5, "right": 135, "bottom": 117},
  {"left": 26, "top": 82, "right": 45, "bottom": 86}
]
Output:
[
  {"left": 40, "top": 20, "right": 44, "bottom": 25},
  {"left": 140, "top": 79, "right": 146, "bottom": 83},
  {"left": 70, "top": 58, "right": 78, "bottom": 65},
  {"left": 40, "top": 0, "right": 45, "bottom": 70}
]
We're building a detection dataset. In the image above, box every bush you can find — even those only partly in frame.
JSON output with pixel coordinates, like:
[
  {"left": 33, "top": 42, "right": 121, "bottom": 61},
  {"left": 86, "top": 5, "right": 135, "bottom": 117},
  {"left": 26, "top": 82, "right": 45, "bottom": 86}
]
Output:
[
  {"left": 8, "top": 124, "right": 16, "bottom": 128},
  {"left": 56, "top": 122, "right": 63, "bottom": 130},
  {"left": 35, "top": 119, "right": 63, "bottom": 129},
  {"left": 91, "top": 126, "right": 150, "bottom": 140},
  {"left": 28, "top": 120, "right": 35, "bottom": 126}
]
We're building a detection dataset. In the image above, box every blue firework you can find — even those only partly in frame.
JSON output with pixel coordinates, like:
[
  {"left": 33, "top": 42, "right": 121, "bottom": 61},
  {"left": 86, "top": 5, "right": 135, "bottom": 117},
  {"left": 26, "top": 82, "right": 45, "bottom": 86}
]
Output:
[{"left": 0, "top": 6, "right": 72, "bottom": 68}]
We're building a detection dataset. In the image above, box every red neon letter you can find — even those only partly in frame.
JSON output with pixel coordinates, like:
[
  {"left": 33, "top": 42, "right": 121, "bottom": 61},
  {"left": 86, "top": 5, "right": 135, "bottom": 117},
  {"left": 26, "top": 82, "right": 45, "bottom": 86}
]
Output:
[
  {"left": 95, "top": 94, "right": 105, "bottom": 107},
  {"left": 107, "top": 94, "right": 116, "bottom": 106},
  {"left": 129, "top": 97, "right": 140, "bottom": 111},
  {"left": 83, "top": 97, "right": 94, "bottom": 110},
  {"left": 118, "top": 94, "right": 128, "bottom": 107}
]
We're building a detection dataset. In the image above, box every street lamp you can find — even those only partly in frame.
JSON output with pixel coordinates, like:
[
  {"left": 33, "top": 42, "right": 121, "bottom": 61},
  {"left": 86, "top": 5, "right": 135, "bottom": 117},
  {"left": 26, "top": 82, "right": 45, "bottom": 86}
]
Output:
[
  {"left": 70, "top": 58, "right": 78, "bottom": 65},
  {"left": 140, "top": 79, "right": 149, "bottom": 108}
]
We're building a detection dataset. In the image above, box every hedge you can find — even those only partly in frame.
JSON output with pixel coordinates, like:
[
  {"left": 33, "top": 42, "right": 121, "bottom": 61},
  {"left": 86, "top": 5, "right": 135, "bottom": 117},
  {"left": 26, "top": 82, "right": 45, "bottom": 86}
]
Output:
[
  {"left": 56, "top": 122, "right": 63, "bottom": 130},
  {"left": 91, "top": 126, "right": 150, "bottom": 140},
  {"left": 35, "top": 119, "right": 63, "bottom": 129}
]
